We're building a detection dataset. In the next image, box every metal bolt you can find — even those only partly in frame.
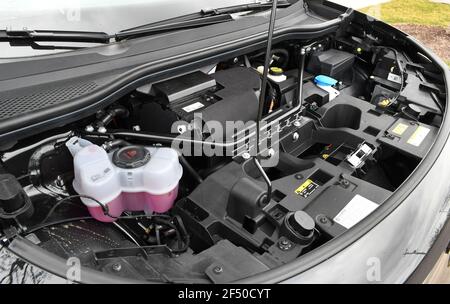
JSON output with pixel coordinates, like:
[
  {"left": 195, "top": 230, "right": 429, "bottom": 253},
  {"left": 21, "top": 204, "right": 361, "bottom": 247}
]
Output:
[
  {"left": 177, "top": 125, "right": 187, "bottom": 134},
  {"left": 294, "top": 174, "right": 303, "bottom": 180},
  {"left": 278, "top": 239, "right": 293, "bottom": 251},
  {"left": 98, "top": 126, "right": 107, "bottom": 133},
  {"left": 293, "top": 120, "right": 301, "bottom": 128},
  {"left": 112, "top": 263, "right": 122, "bottom": 272},
  {"left": 341, "top": 179, "right": 350, "bottom": 188},
  {"left": 132, "top": 125, "right": 141, "bottom": 132},
  {"left": 213, "top": 266, "right": 223, "bottom": 274},
  {"left": 85, "top": 125, "right": 94, "bottom": 132},
  {"left": 318, "top": 215, "right": 329, "bottom": 224},
  {"left": 242, "top": 152, "right": 251, "bottom": 160}
]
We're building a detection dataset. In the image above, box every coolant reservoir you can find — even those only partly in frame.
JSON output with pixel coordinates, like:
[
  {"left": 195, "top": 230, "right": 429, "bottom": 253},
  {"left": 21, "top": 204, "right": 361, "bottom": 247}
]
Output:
[{"left": 68, "top": 138, "right": 182, "bottom": 222}]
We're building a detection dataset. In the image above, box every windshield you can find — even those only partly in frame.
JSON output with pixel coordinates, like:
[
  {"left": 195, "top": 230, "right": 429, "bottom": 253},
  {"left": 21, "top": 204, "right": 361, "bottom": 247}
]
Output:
[{"left": 0, "top": 0, "right": 255, "bottom": 34}]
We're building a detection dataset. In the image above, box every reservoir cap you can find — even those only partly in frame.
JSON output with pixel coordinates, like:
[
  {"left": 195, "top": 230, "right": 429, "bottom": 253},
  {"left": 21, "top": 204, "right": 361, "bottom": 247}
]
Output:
[
  {"left": 113, "top": 146, "right": 151, "bottom": 169},
  {"left": 314, "top": 75, "right": 338, "bottom": 87},
  {"left": 269, "top": 67, "right": 284, "bottom": 76}
]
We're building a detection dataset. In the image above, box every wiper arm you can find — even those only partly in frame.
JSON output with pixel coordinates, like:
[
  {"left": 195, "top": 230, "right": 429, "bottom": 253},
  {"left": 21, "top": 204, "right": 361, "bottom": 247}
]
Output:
[
  {"left": 0, "top": 29, "right": 111, "bottom": 50},
  {"left": 115, "top": 1, "right": 292, "bottom": 41},
  {"left": 0, "top": 30, "right": 111, "bottom": 43},
  {"left": 201, "top": 1, "right": 292, "bottom": 16},
  {"left": 115, "top": 14, "right": 233, "bottom": 41}
]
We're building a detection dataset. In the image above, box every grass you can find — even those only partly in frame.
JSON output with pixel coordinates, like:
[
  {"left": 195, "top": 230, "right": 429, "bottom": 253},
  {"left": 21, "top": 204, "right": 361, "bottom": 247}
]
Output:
[
  {"left": 360, "top": 0, "right": 450, "bottom": 27},
  {"left": 360, "top": 0, "right": 450, "bottom": 66}
]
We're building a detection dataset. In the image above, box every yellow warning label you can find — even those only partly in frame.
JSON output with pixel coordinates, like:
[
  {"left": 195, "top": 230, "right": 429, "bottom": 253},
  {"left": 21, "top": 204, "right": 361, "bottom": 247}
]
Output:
[
  {"left": 295, "top": 179, "right": 319, "bottom": 198},
  {"left": 392, "top": 123, "right": 409, "bottom": 136},
  {"left": 295, "top": 179, "right": 312, "bottom": 194}
]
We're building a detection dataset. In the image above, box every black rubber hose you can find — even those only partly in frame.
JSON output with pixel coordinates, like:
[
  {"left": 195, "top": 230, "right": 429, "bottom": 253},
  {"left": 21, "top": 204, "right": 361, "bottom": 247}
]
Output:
[
  {"left": 97, "top": 106, "right": 129, "bottom": 127},
  {"left": 179, "top": 155, "right": 203, "bottom": 184},
  {"left": 271, "top": 48, "right": 290, "bottom": 69}
]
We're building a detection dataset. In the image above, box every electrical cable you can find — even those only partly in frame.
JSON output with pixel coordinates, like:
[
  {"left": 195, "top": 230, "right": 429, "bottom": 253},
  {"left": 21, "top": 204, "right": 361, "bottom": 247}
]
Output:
[
  {"left": 38, "top": 194, "right": 99, "bottom": 225},
  {"left": 24, "top": 196, "right": 189, "bottom": 253},
  {"left": 112, "top": 222, "right": 142, "bottom": 247},
  {"left": 24, "top": 216, "right": 94, "bottom": 235},
  {"left": 373, "top": 46, "right": 405, "bottom": 104}
]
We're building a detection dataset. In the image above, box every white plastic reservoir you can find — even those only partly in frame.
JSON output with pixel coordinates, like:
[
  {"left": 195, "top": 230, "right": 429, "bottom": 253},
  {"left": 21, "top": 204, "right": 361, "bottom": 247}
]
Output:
[{"left": 66, "top": 137, "right": 182, "bottom": 222}]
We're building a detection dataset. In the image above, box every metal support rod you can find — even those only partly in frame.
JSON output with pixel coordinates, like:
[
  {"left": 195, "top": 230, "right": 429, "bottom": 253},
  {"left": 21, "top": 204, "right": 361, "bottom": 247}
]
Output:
[
  {"left": 255, "top": 0, "right": 278, "bottom": 157},
  {"left": 296, "top": 47, "right": 306, "bottom": 110},
  {"left": 253, "top": 0, "right": 278, "bottom": 205}
]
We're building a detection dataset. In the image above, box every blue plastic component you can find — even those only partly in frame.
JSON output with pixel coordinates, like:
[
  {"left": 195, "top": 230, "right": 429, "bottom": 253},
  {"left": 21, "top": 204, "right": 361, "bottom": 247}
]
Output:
[{"left": 314, "top": 75, "right": 338, "bottom": 87}]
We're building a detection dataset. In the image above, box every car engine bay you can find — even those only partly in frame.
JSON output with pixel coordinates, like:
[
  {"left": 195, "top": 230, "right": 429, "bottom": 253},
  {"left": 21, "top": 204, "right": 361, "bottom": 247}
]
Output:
[{"left": 0, "top": 12, "right": 447, "bottom": 283}]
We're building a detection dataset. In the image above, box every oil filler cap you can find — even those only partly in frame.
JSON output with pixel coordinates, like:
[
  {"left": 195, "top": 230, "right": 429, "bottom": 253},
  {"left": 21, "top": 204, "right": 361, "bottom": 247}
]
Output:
[
  {"left": 113, "top": 146, "right": 151, "bottom": 169},
  {"left": 288, "top": 211, "right": 315, "bottom": 237}
]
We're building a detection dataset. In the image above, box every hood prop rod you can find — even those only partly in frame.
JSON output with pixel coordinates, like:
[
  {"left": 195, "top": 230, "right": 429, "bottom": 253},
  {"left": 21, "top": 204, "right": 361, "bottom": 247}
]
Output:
[{"left": 254, "top": 0, "right": 278, "bottom": 205}]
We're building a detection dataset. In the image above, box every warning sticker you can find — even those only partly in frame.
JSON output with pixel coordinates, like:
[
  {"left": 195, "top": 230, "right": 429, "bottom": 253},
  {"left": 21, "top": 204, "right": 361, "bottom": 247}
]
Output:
[
  {"left": 392, "top": 123, "right": 409, "bottom": 136},
  {"left": 333, "top": 195, "right": 379, "bottom": 229},
  {"left": 407, "top": 126, "right": 430, "bottom": 147},
  {"left": 295, "top": 179, "right": 319, "bottom": 198},
  {"left": 182, "top": 102, "right": 204, "bottom": 113}
]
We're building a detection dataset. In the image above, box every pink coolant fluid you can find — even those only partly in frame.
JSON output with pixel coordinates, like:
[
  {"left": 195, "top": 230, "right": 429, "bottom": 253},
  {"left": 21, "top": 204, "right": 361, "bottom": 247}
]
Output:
[
  {"left": 67, "top": 138, "right": 183, "bottom": 222},
  {"left": 86, "top": 187, "right": 179, "bottom": 222}
]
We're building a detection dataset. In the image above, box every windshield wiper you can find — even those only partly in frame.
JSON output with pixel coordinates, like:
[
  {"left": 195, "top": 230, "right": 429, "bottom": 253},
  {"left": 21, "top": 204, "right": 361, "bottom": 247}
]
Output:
[
  {"left": 0, "top": 30, "right": 110, "bottom": 43},
  {"left": 115, "top": 1, "right": 293, "bottom": 41},
  {"left": 115, "top": 14, "right": 233, "bottom": 41},
  {"left": 0, "top": 29, "right": 111, "bottom": 50},
  {"left": 201, "top": 1, "right": 292, "bottom": 16},
  {"left": 0, "top": 1, "right": 294, "bottom": 49}
]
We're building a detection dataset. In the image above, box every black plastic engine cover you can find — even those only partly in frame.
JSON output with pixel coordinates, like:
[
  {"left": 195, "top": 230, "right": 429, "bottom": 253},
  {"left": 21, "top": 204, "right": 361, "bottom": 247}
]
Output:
[{"left": 138, "top": 67, "right": 261, "bottom": 140}]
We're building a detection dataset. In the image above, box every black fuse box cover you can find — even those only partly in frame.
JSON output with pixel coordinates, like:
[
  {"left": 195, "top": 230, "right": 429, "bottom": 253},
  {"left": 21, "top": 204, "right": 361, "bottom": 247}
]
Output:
[
  {"left": 306, "top": 49, "right": 355, "bottom": 81},
  {"left": 148, "top": 67, "right": 261, "bottom": 141},
  {"left": 153, "top": 71, "right": 217, "bottom": 104}
]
